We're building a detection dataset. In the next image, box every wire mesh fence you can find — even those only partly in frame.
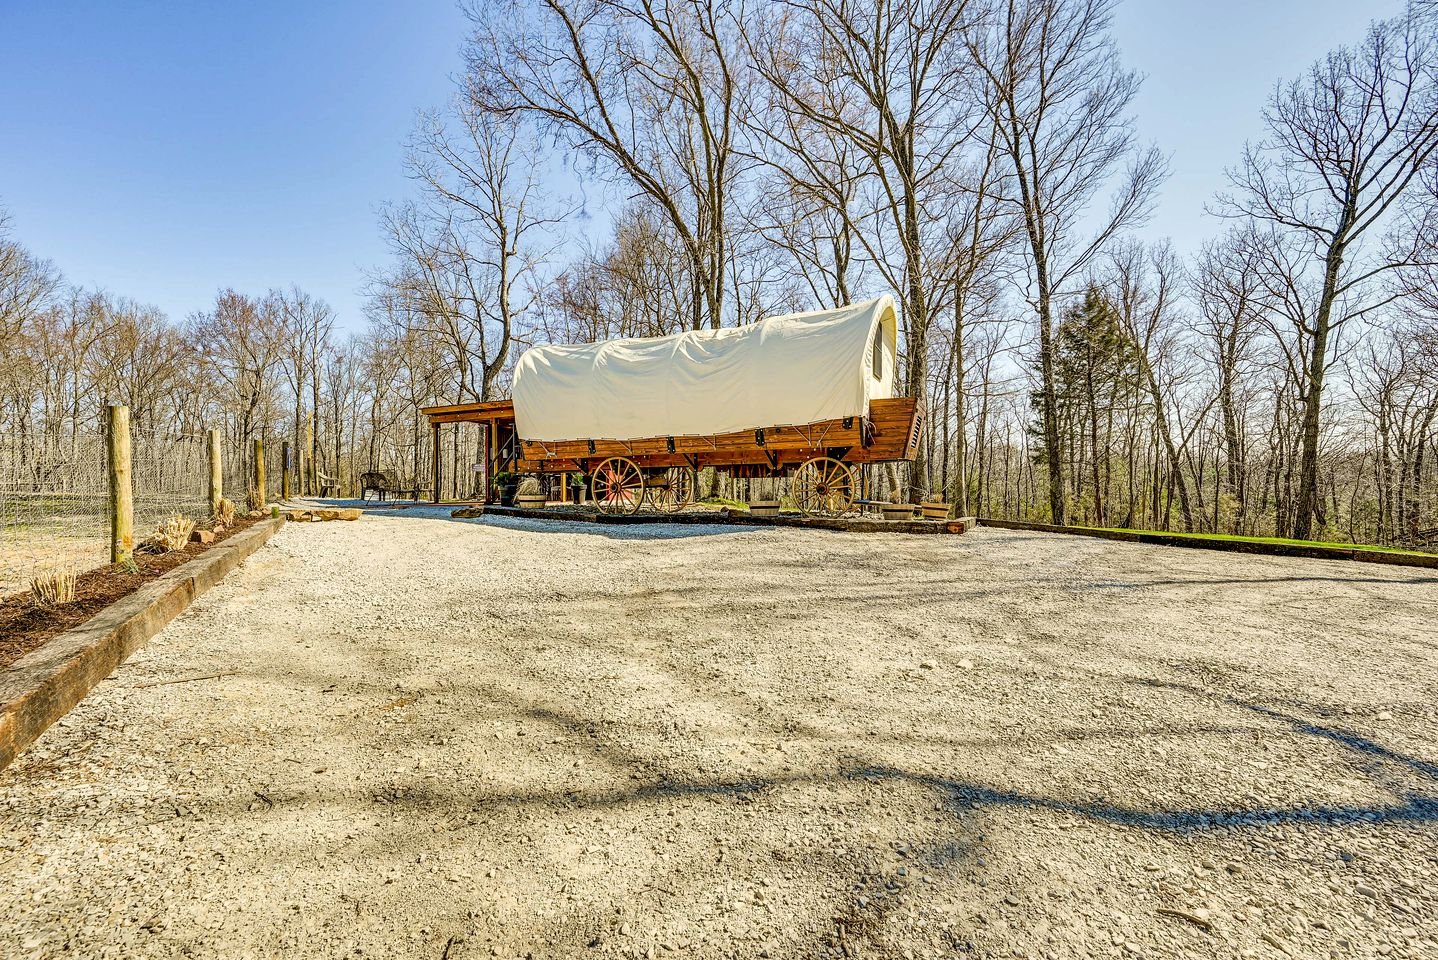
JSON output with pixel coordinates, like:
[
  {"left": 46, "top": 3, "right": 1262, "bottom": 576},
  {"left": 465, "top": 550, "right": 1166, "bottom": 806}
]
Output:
[
  {"left": 218, "top": 437, "right": 282, "bottom": 510},
  {"left": 0, "top": 433, "right": 111, "bottom": 596},
  {"left": 0, "top": 417, "right": 291, "bottom": 598},
  {"left": 131, "top": 431, "right": 211, "bottom": 541}
]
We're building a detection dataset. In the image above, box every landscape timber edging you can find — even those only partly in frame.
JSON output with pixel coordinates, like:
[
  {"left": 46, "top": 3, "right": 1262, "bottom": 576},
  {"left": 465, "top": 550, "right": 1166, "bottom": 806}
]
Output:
[
  {"left": 0, "top": 516, "right": 285, "bottom": 772},
  {"left": 977, "top": 517, "right": 1438, "bottom": 570},
  {"left": 460, "top": 504, "right": 967, "bottom": 535}
]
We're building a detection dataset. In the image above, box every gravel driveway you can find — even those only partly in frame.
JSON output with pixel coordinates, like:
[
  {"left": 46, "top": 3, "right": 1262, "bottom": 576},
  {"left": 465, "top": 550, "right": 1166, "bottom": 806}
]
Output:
[{"left": 3, "top": 508, "right": 1436, "bottom": 959}]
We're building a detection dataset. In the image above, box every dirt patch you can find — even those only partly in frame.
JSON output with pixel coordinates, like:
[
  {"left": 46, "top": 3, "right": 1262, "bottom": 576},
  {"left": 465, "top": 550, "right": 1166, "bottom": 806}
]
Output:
[
  {"left": 0, "top": 515, "right": 264, "bottom": 668},
  {"left": 1, "top": 510, "right": 1435, "bottom": 959}
]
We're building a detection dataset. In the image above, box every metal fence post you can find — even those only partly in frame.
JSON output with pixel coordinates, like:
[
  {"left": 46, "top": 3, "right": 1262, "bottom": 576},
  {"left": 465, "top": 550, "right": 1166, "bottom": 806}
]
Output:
[
  {"left": 108, "top": 405, "right": 134, "bottom": 564},
  {"left": 207, "top": 428, "right": 222, "bottom": 516}
]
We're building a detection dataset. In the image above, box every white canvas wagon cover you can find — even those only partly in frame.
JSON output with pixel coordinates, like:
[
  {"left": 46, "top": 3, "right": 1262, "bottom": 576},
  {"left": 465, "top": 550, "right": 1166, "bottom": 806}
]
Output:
[{"left": 512, "top": 296, "right": 899, "bottom": 443}]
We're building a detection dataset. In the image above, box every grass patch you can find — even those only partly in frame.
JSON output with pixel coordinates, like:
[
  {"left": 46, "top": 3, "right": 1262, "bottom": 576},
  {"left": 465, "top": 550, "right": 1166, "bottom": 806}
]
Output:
[
  {"left": 1078, "top": 525, "right": 1433, "bottom": 557},
  {"left": 695, "top": 496, "right": 749, "bottom": 511}
]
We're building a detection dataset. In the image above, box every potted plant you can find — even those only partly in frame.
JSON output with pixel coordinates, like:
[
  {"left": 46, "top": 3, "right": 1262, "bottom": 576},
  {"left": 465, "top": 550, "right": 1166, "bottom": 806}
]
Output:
[
  {"left": 882, "top": 499, "right": 915, "bottom": 521},
  {"left": 515, "top": 476, "right": 547, "bottom": 509},
  {"left": 920, "top": 500, "right": 950, "bottom": 520},
  {"left": 493, "top": 470, "right": 517, "bottom": 505},
  {"left": 569, "top": 472, "right": 588, "bottom": 506},
  {"left": 748, "top": 499, "right": 780, "bottom": 518}
]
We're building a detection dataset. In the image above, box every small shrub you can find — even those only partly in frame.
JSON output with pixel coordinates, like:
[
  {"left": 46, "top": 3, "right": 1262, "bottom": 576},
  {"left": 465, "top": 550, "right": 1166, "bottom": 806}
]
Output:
[
  {"left": 153, "top": 513, "right": 196, "bottom": 553},
  {"left": 213, "top": 497, "right": 237, "bottom": 529},
  {"left": 30, "top": 565, "right": 77, "bottom": 607},
  {"left": 246, "top": 485, "right": 265, "bottom": 512}
]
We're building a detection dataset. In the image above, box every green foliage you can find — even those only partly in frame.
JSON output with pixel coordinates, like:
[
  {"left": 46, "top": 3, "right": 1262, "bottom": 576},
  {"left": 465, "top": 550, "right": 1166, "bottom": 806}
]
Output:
[
  {"left": 1028, "top": 285, "right": 1145, "bottom": 528},
  {"left": 696, "top": 496, "right": 747, "bottom": 510}
]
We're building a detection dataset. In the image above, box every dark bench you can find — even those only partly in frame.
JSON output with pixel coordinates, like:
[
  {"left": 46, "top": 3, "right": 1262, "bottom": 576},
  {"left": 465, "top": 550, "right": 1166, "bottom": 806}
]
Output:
[{"left": 360, "top": 471, "right": 431, "bottom": 502}]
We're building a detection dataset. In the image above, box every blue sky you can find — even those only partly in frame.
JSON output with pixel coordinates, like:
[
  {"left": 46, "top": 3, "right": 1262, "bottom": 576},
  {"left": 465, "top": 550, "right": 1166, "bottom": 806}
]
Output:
[{"left": 0, "top": 0, "right": 1405, "bottom": 332}]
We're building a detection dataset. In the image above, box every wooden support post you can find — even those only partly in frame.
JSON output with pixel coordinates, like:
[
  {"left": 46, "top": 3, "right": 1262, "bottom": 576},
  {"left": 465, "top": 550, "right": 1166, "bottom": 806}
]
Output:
[
  {"left": 254, "top": 438, "right": 266, "bottom": 508},
  {"left": 484, "top": 423, "right": 494, "bottom": 505},
  {"left": 304, "top": 416, "right": 315, "bottom": 496},
  {"left": 431, "top": 422, "right": 442, "bottom": 503},
  {"left": 207, "top": 428, "right": 222, "bottom": 516},
  {"left": 281, "top": 441, "right": 292, "bottom": 501},
  {"left": 108, "top": 405, "right": 134, "bottom": 565}
]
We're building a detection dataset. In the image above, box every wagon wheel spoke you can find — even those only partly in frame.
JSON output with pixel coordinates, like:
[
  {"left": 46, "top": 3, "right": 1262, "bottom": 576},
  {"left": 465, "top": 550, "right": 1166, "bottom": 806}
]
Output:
[
  {"left": 594, "top": 457, "right": 644, "bottom": 515},
  {"left": 792, "top": 457, "right": 853, "bottom": 518},
  {"left": 651, "top": 467, "right": 694, "bottom": 514}
]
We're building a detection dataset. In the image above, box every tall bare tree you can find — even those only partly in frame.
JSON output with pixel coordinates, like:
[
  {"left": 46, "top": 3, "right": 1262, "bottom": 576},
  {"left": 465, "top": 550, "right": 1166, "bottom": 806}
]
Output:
[
  {"left": 1194, "top": 228, "right": 1270, "bottom": 531},
  {"left": 1215, "top": 12, "right": 1438, "bottom": 539},
  {"left": 969, "top": 0, "right": 1164, "bottom": 524},
  {"left": 0, "top": 208, "right": 62, "bottom": 346},
  {"left": 750, "top": 0, "right": 981, "bottom": 496},
  {"left": 464, "top": 0, "right": 746, "bottom": 330}
]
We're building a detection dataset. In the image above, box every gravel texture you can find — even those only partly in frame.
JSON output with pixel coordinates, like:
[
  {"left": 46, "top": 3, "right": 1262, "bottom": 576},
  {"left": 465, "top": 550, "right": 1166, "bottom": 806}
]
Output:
[{"left": 2, "top": 508, "right": 1436, "bottom": 960}]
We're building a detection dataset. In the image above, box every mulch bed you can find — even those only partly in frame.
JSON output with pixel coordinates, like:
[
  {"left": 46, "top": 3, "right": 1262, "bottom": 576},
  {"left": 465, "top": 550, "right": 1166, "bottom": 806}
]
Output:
[{"left": 0, "top": 515, "right": 265, "bottom": 669}]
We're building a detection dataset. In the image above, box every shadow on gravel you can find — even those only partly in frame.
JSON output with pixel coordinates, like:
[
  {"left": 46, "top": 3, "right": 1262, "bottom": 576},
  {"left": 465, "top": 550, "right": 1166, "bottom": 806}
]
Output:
[
  {"left": 305, "top": 675, "right": 1438, "bottom": 835},
  {"left": 357, "top": 506, "right": 754, "bottom": 541}
]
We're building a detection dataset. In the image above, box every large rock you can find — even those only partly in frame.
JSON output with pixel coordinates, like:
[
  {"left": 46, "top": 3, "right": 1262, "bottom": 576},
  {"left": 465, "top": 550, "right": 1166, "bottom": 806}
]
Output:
[{"left": 316, "top": 508, "right": 361, "bottom": 521}]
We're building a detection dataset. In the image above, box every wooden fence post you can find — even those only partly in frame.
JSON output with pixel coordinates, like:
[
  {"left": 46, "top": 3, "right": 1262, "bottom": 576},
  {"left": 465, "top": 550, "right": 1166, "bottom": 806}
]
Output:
[
  {"left": 254, "top": 438, "right": 266, "bottom": 508},
  {"left": 305, "top": 416, "right": 315, "bottom": 496},
  {"left": 207, "top": 428, "right": 222, "bottom": 516},
  {"left": 108, "top": 405, "right": 134, "bottom": 564},
  {"left": 282, "top": 441, "right": 292, "bottom": 501}
]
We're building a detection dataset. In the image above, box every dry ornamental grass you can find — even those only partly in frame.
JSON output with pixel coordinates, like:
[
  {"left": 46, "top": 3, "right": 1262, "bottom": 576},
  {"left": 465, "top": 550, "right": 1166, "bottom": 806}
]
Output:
[
  {"left": 28, "top": 565, "right": 76, "bottom": 607},
  {"left": 151, "top": 514, "right": 195, "bottom": 553}
]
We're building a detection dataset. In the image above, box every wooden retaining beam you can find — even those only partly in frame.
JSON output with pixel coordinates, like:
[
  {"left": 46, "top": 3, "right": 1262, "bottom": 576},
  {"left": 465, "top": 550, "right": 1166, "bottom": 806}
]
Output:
[
  {"left": 0, "top": 517, "right": 285, "bottom": 772},
  {"left": 978, "top": 518, "right": 1438, "bottom": 570}
]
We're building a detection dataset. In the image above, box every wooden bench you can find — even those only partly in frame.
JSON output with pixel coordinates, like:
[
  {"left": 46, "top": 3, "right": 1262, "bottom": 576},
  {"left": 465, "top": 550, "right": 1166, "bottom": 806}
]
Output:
[{"left": 316, "top": 471, "right": 340, "bottom": 497}]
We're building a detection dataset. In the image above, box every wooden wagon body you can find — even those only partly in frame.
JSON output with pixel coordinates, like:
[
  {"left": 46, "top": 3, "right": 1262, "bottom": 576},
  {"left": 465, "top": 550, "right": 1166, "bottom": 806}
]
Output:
[
  {"left": 424, "top": 395, "right": 922, "bottom": 473},
  {"left": 420, "top": 297, "right": 923, "bottom": 514},
  {"left": 422, "top": 395, "right": 922, "bottom": 515}
]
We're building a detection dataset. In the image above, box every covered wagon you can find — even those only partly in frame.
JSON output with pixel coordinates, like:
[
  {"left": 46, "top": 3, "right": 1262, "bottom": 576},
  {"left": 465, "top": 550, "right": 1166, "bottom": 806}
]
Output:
[{"left": 420, "top": 296, "right": 923, "bottom": 515}]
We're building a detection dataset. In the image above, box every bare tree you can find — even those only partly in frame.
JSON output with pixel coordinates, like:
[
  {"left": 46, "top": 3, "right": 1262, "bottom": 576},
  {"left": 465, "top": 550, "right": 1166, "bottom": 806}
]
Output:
[
  {"left": 1215, "top": 13, "right": 1438, "bottom": 539},
  {"left": 278, "top": 287, "right": 336, "bottom": 493},
  {"left": 750, "top": 0, "right": 981, "bottom": 496},
  {"left": 1193, "top": 228, "right": 1270, "bottom": 531},
  {"left": 969, "top": 0, "right": 1165, "bottom": 524},
  {"left": 0, "top": 208, "right": 62, "bottom": 346},
  {"left": 464, "top": 0, "right": 746, "bottom": 330}
]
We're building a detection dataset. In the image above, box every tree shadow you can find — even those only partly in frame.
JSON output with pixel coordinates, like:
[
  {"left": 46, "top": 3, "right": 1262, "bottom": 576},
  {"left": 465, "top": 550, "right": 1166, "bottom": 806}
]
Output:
[{"left": 355, "top": 505, "right": 756, "bottom": 540}]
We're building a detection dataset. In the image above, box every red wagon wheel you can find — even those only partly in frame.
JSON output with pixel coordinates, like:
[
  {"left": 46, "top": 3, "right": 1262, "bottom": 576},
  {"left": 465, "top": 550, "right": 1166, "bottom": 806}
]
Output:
[
  {"left": 791, "top": 457, "right": 856, "bottom": 517},
  {"left": 653, "top": 466, "right": 695, "bottom": 513},
  {"left": 592, "top": 457, "right": 645, "bottom": 515}
]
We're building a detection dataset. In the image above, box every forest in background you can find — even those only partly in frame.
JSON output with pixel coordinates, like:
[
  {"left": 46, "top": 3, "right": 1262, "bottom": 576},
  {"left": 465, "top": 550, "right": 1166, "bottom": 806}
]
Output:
[{"left": 3, "top": 0, "right": 1438, "bottom": 547}]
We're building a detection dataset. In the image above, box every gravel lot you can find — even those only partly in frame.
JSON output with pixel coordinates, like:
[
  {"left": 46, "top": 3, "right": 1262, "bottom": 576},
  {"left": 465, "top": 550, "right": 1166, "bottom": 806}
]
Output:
[{"left": 3, "top": 508, "right": 1436, "bottom": 960}]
